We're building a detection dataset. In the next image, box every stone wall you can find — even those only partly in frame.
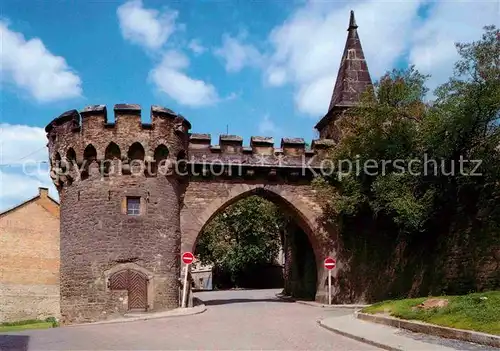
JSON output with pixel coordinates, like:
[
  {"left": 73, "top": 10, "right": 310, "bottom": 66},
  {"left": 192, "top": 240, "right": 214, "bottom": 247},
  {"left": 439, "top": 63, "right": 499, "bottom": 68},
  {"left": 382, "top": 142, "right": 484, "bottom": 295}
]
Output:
[
  {"left": 58, "top": 175, "right": 182, "bottom": 323},
  {"left": 282, "top": 220, "right": 317, "bottom": 300},
  {"left": 330, "top": 210, "right": 500, "bottom": 304},
  {"left": 47, "top": 105, "right": 189, "bottom": 324},
  {"left": 317, "top": 108, "right": 347, "bottom": 141},
  {"left": 0, "top": 189, "right": 60, "bottom": 322},
  {"left": 438, "top": 224, "right": 499, "bottom": 295}
]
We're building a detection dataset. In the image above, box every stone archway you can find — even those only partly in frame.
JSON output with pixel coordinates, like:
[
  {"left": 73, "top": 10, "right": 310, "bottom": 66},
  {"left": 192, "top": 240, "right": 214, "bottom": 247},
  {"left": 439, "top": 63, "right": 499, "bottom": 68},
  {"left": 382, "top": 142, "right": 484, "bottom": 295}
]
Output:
[{"left": 180, "top": 181, "right": 336, "bottom": 301}]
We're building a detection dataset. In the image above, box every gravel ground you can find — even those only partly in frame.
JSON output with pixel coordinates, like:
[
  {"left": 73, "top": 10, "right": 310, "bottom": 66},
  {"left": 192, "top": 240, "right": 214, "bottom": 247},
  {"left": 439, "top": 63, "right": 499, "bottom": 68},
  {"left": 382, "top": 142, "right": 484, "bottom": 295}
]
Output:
[{"left": 0, "top": 289, "right": 376, "bottom": 350}]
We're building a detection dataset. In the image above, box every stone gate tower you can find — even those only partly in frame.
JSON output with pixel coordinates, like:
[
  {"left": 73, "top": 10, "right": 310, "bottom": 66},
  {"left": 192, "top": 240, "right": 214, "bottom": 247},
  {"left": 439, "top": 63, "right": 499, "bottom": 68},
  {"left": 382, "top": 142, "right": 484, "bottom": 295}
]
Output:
[
  {"left": 45, "top": 105, "right": 191, "bottom": 323},
  {"left": 46, "top": 11, "right": 373, "bottom": 324}
]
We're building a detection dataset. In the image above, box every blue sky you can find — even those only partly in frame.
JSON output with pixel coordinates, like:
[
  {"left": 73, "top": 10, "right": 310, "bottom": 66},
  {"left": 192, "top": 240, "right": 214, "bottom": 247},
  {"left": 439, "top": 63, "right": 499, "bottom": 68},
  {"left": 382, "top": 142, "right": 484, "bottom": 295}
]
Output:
[
  {"left": 1, "top": 0, "right": 498, "bottom": 210},
  {"left": 1, "top": 0, "right": 301, "bottom": 137}
]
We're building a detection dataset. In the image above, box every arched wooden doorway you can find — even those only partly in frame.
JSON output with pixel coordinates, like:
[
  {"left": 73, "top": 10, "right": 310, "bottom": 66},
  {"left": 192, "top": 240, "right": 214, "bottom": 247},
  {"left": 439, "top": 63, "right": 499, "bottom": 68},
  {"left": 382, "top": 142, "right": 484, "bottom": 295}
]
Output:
[{"left": 109, "top": 269, "right": 148, "bottom": 311}]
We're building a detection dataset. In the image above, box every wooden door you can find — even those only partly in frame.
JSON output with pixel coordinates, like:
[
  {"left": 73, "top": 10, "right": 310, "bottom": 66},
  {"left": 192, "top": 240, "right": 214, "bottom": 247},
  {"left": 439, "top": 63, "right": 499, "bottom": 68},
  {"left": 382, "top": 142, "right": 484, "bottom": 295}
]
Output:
[
  {"left": 109, "top": 269, "right": 148, "bottom": 311},
  {"left": 128, "top": 270, "right": 147, "bottom": 310}
]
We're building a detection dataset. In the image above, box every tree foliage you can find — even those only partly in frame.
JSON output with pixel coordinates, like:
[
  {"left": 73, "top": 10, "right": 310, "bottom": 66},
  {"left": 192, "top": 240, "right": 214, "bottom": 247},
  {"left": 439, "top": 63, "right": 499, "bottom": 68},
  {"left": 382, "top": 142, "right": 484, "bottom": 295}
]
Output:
[
  {"left": 195, "top": 196, "right": 285, "bottom": 285},
  {"left": 316, "top": 25, "right": 500, "bottom": 238}
]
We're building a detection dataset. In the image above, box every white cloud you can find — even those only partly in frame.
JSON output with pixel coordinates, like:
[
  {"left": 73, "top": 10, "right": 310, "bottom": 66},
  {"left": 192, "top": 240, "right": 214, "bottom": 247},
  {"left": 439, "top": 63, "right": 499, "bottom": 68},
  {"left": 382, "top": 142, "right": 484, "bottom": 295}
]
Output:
[
  {"left": 409, "top": 1, "right": 499, "bottom": 94},
  {"left": 0, "top": 123, "right": 48, "bottom": 164},
  {"left": 266, "top": 66, "right": 287, "bottom": 87},
  {"left": 264, "top": 0, "right": 499, "bottom": 117},
  {"left": 158, "top": 50, "right": 190, "bottom": 70},
  {"left": 0, "top": 124, "right": 57, "bottom": 212},
  {"left": 265, "top": 0, "right": 423, "bottom": 117},
  {"left": 0, "top": 22, "right": 82, "bottom": 102},
  {"left": 150, "top": 51, "right": 219, "bottom": 107},
  {"left": 188, "top": 39, "right": 206, "bottom": 55},
  {"left": 117, "top": 2, "right": 222, "bottom": 107},
  {"left": 258, "top": 114, "right": 280, "bottom": 136},
  {"left": 0, "top": 169, "right": 57, "bottom": 212},
  {"left": 117, "top": 0, "right": 178, "bottom": 51},
  {"left": 215, "top": 33, "right": 263, "bottom": 73},
  {"left": 294, "top": 76, "right": 333, "bottom": 118}
]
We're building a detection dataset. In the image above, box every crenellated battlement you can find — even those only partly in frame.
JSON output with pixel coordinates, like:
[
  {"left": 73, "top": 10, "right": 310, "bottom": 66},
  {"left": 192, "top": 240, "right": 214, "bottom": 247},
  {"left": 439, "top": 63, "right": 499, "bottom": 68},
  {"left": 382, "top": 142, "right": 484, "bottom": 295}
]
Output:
[
  {"left": 46, "top": 104, "right": 191, "bottom": 136},
  {"left": 187, "top": 133, "right": 334, "bottom": 168},
  {"left": 46, "top": 104, "right": 193, "bottom": 188},
  {"left": 46, "top": 104, "right": 336, "bottom": 189},
  {"left": 46, "top": 104, "right": 191, "bottom": 156}
]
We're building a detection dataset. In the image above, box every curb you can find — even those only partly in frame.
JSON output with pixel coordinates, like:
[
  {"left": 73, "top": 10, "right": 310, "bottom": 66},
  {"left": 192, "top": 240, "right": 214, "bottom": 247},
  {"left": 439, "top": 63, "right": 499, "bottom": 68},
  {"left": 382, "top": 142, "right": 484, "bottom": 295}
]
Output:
[
  {"left": 297, "top": 300, "right": 368, "bottom": 309},
  {"left": 67, "top": 304, "right": 207, "bottom": 327},
  {"left": 356, "top": 312, "right": 500, "bottom": 348},
  {"left": 275, "top": 293, "right": 368, "bottom": 309},
  {"left": 275, "top": 293, "right": 296, "bottom": 302},
  {"left": 317, "top": 319, "right": 398, "bottom": 351}
]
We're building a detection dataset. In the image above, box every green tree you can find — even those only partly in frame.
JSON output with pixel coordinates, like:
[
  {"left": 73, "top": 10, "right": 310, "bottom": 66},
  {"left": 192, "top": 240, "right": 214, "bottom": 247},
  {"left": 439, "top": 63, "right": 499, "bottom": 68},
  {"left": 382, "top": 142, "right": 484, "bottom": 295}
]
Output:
[
  {"left": 316, "top": 26, "right": 499, "bottom": 236},
  {"left": 196, "top": 196, "right": 284, "bottom": 286},
  {"left": 314, "top": 26, "right": 499, "bottom": 297},
  {"left": 315, "top": 65, "right": 432, "bottom": 233}
]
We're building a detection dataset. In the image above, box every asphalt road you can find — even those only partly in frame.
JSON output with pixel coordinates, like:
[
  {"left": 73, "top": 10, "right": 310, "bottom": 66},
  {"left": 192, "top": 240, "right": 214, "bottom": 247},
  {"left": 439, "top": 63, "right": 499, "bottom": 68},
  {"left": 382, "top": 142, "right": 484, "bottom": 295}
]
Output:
[{"left": 0, "top": 289, "right": 377, "bottom": 350}]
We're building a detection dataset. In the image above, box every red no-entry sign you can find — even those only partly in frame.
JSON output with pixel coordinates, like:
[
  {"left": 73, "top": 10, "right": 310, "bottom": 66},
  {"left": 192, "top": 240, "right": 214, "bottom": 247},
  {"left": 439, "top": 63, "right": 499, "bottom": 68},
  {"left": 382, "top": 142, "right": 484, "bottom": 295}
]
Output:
[
  {"left": 181, "top": 251, "right": 194, "bottom": 308},
  {"left": 325, "top": 257, "right": 336, "bottom": 305},
  {"left": 182, "top": 252, "right": 194, "bottom": 265},
  {"left": 324, "top": 257, "right": 336, "bottom": 270}
]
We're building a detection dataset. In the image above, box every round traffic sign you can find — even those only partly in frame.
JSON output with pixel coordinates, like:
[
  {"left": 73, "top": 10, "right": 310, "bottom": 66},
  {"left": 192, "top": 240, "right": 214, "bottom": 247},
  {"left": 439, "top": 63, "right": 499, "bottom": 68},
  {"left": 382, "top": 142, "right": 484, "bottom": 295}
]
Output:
[
  {"left": 182, "top": 252, "right": 194, "bottom": 265},
  {"left": 324, "top": 257, "right": 336, "bottom": 270}
]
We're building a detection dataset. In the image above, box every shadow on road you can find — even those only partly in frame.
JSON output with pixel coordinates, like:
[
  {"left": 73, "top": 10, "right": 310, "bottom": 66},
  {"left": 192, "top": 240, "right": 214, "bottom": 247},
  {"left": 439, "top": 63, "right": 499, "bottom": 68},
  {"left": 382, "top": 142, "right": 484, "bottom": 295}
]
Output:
[
  {"left": 202, "top": 298, "right": 294, "bottom": 306},
  {"left": 0, "top": 335, "right": 30, "bottom": 351}
]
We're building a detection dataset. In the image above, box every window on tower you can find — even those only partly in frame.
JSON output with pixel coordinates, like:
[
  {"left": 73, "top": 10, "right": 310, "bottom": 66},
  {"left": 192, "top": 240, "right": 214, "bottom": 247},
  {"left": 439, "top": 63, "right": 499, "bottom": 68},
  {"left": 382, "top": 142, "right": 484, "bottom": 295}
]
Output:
[{"left": 126, "top": 197, "right": 141, "bottom": 216}]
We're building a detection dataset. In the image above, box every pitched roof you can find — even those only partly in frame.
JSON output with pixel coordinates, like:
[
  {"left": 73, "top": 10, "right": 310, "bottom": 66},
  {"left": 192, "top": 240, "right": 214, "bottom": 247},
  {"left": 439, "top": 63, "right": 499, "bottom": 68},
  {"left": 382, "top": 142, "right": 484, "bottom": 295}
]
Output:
[
  {"left": 0, "top": 187, "right": 59, "bottom": 218},
  {"left": 315, "top": 10, "right": 373, "bottom": 131}
]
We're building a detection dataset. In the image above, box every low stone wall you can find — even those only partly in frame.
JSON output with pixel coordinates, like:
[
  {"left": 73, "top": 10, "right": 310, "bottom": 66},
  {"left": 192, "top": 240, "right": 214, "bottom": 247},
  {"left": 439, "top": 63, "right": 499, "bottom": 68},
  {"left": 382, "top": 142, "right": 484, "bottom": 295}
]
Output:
[{"left": 0, "top": 284, "right": 60, "bottom": 322}]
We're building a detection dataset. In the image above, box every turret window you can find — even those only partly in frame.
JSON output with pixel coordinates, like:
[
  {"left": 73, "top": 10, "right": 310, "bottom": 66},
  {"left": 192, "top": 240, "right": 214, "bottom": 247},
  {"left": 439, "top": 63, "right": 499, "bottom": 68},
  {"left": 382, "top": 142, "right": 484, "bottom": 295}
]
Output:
[{"left": 126, "top": 197, "right": 141, "bottom": 216}]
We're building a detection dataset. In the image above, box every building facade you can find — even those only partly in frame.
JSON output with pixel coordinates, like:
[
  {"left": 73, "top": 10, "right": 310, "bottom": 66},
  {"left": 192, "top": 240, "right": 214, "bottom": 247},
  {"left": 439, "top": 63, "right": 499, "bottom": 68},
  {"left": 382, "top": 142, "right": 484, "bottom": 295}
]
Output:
[
  {"left": 0, "top": 188, "right": 60, "bottom": 322},
  {"left": 191, "top": 260, "right": 213, "bottom": 291}
]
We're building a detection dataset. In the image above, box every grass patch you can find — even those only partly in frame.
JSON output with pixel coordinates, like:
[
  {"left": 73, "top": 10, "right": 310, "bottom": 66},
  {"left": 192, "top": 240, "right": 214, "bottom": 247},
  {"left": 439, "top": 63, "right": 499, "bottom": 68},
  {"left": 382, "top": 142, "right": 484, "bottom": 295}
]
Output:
[
  {"left": 362, "top": 291, "right": 500, "bottom": 335},
  {"left": 0, "top": 322, "right": 54, "bottom": 332},
  {"left": 0, "top": 317, "right": 59, "bottom": 333}
]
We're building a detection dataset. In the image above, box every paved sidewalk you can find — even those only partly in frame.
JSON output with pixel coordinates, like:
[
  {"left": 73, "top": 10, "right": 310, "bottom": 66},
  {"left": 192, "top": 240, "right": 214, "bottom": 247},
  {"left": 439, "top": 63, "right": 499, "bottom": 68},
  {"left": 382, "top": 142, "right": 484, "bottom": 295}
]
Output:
[
  {"left": 357, "top": 312, "right": 500, "bottom": 348},
  {"left": 69, "top": 304, "right": 207, "bottom": 327},
  {"left": 319, "top": 314, "right": 458, "bottom": 350}
]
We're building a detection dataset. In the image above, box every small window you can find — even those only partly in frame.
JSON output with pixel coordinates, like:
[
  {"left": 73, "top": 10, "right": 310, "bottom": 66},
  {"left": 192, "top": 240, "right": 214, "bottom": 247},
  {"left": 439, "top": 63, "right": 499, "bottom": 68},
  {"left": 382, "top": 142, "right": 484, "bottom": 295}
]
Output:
[{"left": 127, "top": 197, "right": 141, "bottom": 216}]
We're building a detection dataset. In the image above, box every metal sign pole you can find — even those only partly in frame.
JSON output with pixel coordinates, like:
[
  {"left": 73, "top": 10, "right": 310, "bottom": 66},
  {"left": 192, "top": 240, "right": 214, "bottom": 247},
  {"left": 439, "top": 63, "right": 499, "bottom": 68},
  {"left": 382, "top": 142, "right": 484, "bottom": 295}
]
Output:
[
  {"left": 181, "top": 264, "right": 189, "bottom": 308},
  {"left": 328, "top": 269, "right": 332, "bottom": 305}
]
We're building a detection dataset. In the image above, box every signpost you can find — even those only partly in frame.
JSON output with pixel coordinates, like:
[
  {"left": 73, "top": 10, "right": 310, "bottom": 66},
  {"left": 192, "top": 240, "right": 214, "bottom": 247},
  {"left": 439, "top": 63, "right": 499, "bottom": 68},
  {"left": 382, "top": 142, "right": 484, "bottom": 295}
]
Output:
[
  {"left": 324, "top": 257, "right": 336, "bottom": 305},
  {"left": 181, "top": 252, "right": 194, "bottom": 308}
]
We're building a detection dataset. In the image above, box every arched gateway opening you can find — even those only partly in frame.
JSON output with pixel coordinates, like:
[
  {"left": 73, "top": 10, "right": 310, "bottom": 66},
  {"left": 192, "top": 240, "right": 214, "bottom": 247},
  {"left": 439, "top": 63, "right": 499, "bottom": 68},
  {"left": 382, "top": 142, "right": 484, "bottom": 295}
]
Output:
[{"left": 181, "top": 185, "right": 325, "bottom": 302}]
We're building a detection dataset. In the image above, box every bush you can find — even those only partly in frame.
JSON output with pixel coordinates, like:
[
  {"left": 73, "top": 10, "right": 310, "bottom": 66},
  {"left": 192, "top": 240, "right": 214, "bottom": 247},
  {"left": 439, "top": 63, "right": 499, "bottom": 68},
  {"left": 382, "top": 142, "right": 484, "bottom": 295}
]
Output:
[{"left": 45, "top": 316, "right": 59, "bottom": 327}]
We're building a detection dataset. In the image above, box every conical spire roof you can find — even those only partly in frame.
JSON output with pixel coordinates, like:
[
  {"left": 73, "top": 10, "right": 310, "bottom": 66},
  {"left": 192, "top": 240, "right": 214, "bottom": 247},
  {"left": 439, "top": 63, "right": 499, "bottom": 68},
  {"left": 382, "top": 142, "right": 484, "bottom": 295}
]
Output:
[
  {"left": 315, "top": 11, "right": 373, "bottom": 134},
  {"left": 348, "top": 9, "right": 358, "bottom": 30},
  {"left": 328, "top": 10, "right": 372, "bottom": 111}
]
